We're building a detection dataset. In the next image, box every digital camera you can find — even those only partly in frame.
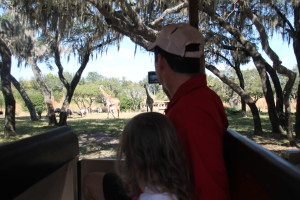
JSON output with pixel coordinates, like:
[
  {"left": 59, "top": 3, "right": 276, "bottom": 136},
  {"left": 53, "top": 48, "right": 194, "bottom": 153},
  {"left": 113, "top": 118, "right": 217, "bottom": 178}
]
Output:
[{"left": 148, "top": 71, "right": 159, "bottom": 84}]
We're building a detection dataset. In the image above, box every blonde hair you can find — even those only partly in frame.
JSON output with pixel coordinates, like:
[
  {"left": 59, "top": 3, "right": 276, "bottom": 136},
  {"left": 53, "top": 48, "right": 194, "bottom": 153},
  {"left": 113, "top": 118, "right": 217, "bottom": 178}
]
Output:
[{"left": 116, "top": 112, "right": 192, "bottom": 200}]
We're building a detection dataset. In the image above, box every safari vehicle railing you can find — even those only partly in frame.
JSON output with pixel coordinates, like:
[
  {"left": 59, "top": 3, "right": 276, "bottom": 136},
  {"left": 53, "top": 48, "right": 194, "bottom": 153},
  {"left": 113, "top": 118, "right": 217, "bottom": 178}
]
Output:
[
  {"left": 224, "top": 128, "right": 300, "bottom": 200},
  {"left": 0, "top": 127, "right": 299, "bottom": 200},
  {"left": 0, "top": 127, "right": 79, "bottom": 200}
]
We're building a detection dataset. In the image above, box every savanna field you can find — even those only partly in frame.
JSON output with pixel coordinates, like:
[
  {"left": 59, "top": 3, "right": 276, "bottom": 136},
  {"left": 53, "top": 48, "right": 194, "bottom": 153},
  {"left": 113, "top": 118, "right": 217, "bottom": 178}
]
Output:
[{"left": 0, "top": 109, "right": 299, "bottom": 160}]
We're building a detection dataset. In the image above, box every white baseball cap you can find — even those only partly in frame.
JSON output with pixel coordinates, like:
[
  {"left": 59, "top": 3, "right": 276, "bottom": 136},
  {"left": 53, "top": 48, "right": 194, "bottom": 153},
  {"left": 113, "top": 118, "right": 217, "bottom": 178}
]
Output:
[{"left": 148, "top": 23, "right": 204, "bottom": 58}]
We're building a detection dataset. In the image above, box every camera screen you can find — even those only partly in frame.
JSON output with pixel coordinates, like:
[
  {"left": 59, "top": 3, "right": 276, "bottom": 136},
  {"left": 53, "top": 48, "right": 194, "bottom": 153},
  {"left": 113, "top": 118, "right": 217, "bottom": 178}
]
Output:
[{"left": 148, "top": 71, "right": 159, "bottom": 84}]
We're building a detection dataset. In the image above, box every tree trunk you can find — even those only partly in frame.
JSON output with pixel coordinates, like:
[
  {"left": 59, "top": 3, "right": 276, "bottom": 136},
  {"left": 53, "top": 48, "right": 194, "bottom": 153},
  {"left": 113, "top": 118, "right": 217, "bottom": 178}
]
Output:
[
  {"left": 264, "top": 65, "right": 284, "bottom": 125},
  {"left": 58, "top": 111, "right": 68, "bottom": 126},
  {"left": 242, "top": 1, "right": 296, "bottom": 141},
  {"left": 27, "top": 57, "right": 57, "bottom": 125},
  {"left": 0, "top": 39, "right": 16, "bottom": 137},
  {"left": 9, "top": 74, "right": 38, "bottom": 121},
  {"left": 58, "top": 97, "right": 72, "bottom": 126},
  {"left": 285, "top": 104, "right": 296, "bottom": 145},
  {"left": 295, "top": 82, "right": 300, "bottom": 138},
  {"left": 247, "top": 102, "right": 263, "bottom": 136},
  {"left": 205, "top": 7, "right": 283, "bottom": 134},
  {"left": 58, "top": 74, "right": 84, "bottom": 125},
  {"left": 234, "top": 62, "right": 246, "bottom": 114},
  {"left": 254, "top": 60, "right": 282, "bottom": 134},
  {"left": 54, "top": 35, "right": 91, "bottom": 126},
  {"left": 293, "top": 3, "right": 300, "bottom": 138},
  {"left": 189, "top": 0, "right": 199, "bottom": 28}
]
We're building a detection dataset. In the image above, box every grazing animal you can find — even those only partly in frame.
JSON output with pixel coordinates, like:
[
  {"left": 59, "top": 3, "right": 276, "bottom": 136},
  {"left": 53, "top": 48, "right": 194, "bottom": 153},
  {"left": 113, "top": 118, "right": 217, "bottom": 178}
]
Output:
[
  {"left": 36, "top": 108, "right": 42, "bottom": 119},
  {"left": 91, "top": 106, "right": 102, "bottom": 113},
  {"left": 66, "top": 109, "right": 73, "bottom": 116},
  {"left": 98, "top": 85, "right": 120, "bottom": 118},
  {"left": 54, "top": 108, "right": 61, "bottom": 116},
  {"left": 77, "top": 108, "right": 88, "bottom": 117},
  {"left": 144, "top": 84, "right": 154, "bottom": 112}
]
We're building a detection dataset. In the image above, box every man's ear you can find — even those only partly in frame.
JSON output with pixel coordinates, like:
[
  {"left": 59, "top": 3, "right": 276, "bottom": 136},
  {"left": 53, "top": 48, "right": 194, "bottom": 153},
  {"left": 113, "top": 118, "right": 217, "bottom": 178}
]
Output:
[{"left": 157, "top": 54, "right": 167, "bottom": 70}]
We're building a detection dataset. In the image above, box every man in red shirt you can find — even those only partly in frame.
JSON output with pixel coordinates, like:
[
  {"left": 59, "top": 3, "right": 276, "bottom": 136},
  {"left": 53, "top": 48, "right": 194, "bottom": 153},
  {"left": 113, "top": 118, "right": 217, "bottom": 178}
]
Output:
[{"left": 148, "top": 23, "right": 230, "bottom": 200}]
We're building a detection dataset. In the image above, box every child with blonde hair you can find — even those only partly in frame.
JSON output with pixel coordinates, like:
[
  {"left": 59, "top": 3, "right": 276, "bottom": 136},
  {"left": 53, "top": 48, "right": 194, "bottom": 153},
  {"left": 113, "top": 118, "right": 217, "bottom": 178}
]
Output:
[
  {"left": 84, "top": 112, "right": 192, "bottom": 200},
  {"left": 116, "top": 112, "right": 192, "bottom": 200}
]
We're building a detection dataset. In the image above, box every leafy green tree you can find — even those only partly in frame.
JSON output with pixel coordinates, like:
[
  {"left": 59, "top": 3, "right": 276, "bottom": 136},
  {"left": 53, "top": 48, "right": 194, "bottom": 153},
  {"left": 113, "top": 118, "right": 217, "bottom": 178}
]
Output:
[
  {"left": 120, "top": 97, "right": 136, "bottom": 111},
  {"left": 3, "top": 0, "right": 120, "bottom": 125},
  {"left": 0, "top": 12, "right": 40, "bottom": 123},
  {"left": 199, "top": 1, "right": 299, "bottom": 139},
  {"left": 43, "top": 73, "right": 64, "bottom": 103},
  {"left": 243, "top": 69, "right": 263, "bottom": 101},
  {"left": 85, "top": 71, "right": 105, "bottom": 83},
  {"left": 101, "top": 78, "right": 123, "bottom": 98},
  {"left": 123, "top": 84, "right": 143, "bottom": 112},
  {"left": 0, "top": 39, "right": 16, "bottom": 137},
  {"left": 10, "top": 75, "right": 39, "bottom": 121},
  {"left": 22, "top": 92, "right": 45, "bottom": 111},
  {"left": 0, "top": 9, "right": 58, "bottom": 125},
  {"left": 73, "top": 83, "right": 102, "bottom": 110},
  {"left": 207, "top": 75, "right": 227, "bottom": 102},
  {"left": 44, "top": 73, "right": 64, "bottom": 96}
]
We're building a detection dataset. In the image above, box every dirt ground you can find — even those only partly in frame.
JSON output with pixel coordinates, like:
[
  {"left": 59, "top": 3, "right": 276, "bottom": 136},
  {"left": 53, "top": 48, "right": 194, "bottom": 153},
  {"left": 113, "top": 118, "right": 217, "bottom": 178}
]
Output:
[
  {"left": 16, "top": 108, "right": 300, "bottom": 160},
  {"left": 78, "top": 128, "right": 300, "bottom": 160},
  {"left": 78, "top": 130, "right": 119, "bottom": 159},
  {"left": 250, "top": 135, "right": 299, "bottom": 158}
]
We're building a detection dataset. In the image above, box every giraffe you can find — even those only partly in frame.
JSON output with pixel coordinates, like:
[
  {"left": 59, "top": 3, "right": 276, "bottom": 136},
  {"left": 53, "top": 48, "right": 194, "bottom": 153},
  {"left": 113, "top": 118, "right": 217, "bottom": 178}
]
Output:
[
  {"left": 98, "top": 85, "right": 120, "bottom": 118},
  {"left": 144, "top": 84, "right": 154, "bottom": 112}
]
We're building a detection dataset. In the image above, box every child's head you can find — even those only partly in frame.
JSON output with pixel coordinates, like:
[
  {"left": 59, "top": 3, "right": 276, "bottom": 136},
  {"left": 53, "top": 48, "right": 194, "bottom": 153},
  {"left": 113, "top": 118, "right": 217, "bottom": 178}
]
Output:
[{"left": 117, "top": 112, "right": 192, "bottom": 200}]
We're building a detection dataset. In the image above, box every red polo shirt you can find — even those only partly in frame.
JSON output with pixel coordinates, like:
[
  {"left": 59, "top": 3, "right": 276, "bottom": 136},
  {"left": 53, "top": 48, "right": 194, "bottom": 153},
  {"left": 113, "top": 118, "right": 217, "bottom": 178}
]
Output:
[{"left": 165, "top": 74, "right": 230, "bottom": 200}]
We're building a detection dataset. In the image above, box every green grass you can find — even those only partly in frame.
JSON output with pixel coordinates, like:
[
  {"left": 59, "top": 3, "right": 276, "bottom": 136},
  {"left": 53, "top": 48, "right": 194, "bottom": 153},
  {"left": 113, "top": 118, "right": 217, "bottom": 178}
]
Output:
[
  {"left": 0, "top": 113, "right": 133, "bottom": 159},
  {"left": 0, "top": 115, "right": 130, "bottom": 143},
  {"left": 0, "top": 111, "right": 298, "bottom": 159},
  {"left": 68, "top": 118, "right": 129, "bottom": 135},
  {"left": 226, "top": 110, "right": 272, "bottom": 135},
  {"left": 0, "top": 116, "right": 56, "bottom": 143},
  {"left": 225, "top": 108, "right": 299, "bottom": 149}
]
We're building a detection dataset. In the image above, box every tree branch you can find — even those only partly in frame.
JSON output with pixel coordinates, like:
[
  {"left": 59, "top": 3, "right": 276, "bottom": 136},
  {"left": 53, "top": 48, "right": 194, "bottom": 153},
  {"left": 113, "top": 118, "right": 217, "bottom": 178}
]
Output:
[
  {"left": 242, "top": 1, "right": 282, "bottom": 67},
  {"left": 53, "top": 31, "right": 70, "bottom": 89},
  {"left": 205, "top": 63, "right": 255, "bottom": 104},
  {"left": 87, "top": 0, "right": 156, "bottom": 48},
  {"left": 221, "top": 44, "right": 248, "bottom": 54},
  {"left": 241, "top": 1, "right": 296, "bottom": 104},
  {"left": 119, "top": 0, "right": 143, "bottom": 28},
  {"left": 269, "top": 3, "right": 295, "bottom": 35},
  {"left": 151, "top": 1, "right": 188, "bottom": 26},
  {"left": 225, "top": 0, "right": 238, "bottom": 20},
  {"left": 212, "top": 50, "right": 235, "bottom": 69}
]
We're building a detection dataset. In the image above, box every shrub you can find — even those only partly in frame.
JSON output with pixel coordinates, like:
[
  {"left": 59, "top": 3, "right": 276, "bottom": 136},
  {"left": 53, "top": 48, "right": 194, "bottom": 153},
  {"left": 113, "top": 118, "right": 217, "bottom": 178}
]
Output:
[{"left": 22, "top": 93, "right": 46, "bottom": 111}]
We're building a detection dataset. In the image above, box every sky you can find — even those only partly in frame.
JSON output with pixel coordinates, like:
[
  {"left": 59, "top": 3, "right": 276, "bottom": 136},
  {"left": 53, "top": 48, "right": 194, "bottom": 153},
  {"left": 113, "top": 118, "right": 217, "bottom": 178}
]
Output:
[
  {"left": 11, "top": 34, "right": 297, "bottom": 83},
  {"left": 11, "top": 37, "right": 156, "bottom": 83}
]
